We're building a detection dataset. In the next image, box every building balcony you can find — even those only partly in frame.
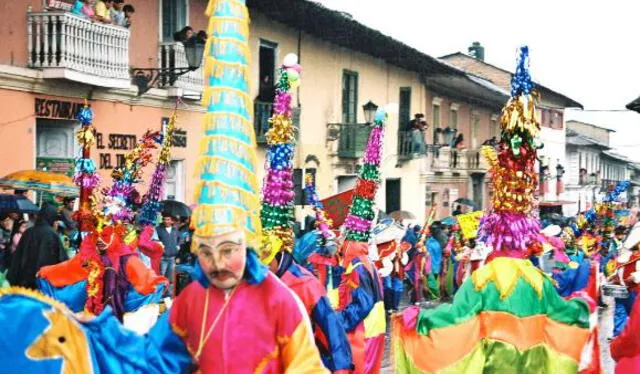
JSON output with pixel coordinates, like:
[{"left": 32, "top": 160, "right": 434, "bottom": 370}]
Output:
[
  {"left": 27, "top": 11, "right": 130, "bottom": 88},
  {"left": 326, "top": 123, "right": 373, "bottom": 159},
  {"left": 254, "top": 101, "right": 301, "bottom": 144},
  {"left": 158, "top": 42, "right": 204, "bottom": 97},
  {"left": 397, "top": 130, "right": 415, "bottom": 161},
  {"left": 430, "top": 147, "right": 488, "bottom": 172}
]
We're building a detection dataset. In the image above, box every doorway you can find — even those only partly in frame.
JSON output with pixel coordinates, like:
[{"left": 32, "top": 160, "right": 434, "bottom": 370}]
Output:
[{"left": 385, "top": 179, "right": 401, "bottom": 213}]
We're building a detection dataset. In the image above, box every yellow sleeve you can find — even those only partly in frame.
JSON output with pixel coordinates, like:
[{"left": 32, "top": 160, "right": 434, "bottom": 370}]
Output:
[
  {"left": 95, "top": 2, "right": 108, "bottom": 18},
  {"left": 281, "top": 319, "right": 329, "bottom": 374}
]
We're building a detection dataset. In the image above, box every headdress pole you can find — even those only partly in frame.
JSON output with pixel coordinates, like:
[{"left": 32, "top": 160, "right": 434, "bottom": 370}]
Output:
[
  {"left": 191, "top": 0, "right": 261, "bottom": 249},
  {"left": 479, "top": 46, "right": 544, "bottom": 255},
  {"left": 259, "top": 54, "right": 301, "bottom": 263}
]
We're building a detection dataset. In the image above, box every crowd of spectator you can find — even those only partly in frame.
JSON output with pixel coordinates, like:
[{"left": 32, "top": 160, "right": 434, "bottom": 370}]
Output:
[{"left": 72, "top": 0, "right": 135, "bottom": 28}]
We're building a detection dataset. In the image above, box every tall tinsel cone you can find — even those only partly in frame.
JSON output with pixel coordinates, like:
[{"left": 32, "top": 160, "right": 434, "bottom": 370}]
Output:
[
  {"left": 191, "top": 0, "right": 262, "bottom": 249},
  {"left": 259, "top": 55, "right": 301, "bottom": 264},
  {"left": 479, "top": 46, "right": 545, "bottom": 254},
  {"left": 343, "top": 109, "right": 387, "bottom": 242}
]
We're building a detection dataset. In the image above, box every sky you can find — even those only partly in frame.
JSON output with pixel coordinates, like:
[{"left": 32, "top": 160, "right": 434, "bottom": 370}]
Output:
[{"left": 315, "top": 0, "right": 640, "bottom": 161}]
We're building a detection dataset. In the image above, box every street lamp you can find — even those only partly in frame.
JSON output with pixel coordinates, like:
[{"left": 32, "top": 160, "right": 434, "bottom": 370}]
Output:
[
  {"left": 362, "top": 101, "right": 378, "bottom": 124},
  {"left": 130, "top": 38, "right": 205, "bottom": 96}
]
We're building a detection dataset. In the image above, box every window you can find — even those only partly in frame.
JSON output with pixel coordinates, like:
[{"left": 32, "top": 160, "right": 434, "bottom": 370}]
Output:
[
  {"left": 449, "top": 107, "right": 458, "bottom": 129},
  {"left": 399, "top": 87, "right": 411, "bottom": 130},
  {"left": 342, "top": 70, "right": 358, "bottom": 123},
  {"left": 432, "top": 104, "right": 440, "bottom": 143},
  {"left": 471, "top": 113, "right": 480, "bottom": 148},
  {"left": 490, "top": 116, "right": 499, "bottom": 138},
  {"left": 161, "top": 0, "right": 188, "bottom": 42},
  {"left": 165, "top": 160, "right": 185, "bottom": 201},
  {"left": 257, "top": 39, "right": 278, "bottom": 102}
]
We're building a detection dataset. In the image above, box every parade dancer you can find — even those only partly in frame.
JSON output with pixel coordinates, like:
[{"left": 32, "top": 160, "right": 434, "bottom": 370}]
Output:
[
  {"left": 37, "top": 114, "right": 167, "bottom": 321},
  {"left": 338, "top": 108, "right": 387, "bottom": 374},
  {"left": 165, "top": 1, "right": 327, "bottom": 370},
  {"left": 392, "top": 47, "right": 594, "bottom": 373},
  {"left": 612, "top": 223, "right": 640, "bottom": 336},
  {"left": 258, "top": 54, "right": 353, "bottom": 373}
]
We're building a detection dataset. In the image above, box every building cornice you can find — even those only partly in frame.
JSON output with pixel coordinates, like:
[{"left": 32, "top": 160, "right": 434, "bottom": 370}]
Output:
[{"left": 0, "top": 65, "right": 204, "bottom": 112}]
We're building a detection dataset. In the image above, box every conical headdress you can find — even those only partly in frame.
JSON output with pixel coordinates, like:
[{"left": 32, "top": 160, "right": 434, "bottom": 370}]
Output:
[
  {"left": 343, "top": 109, "right": 387, "bottom": 242},
  {"left": 191, "top": 0, "right": 261, "bottom": 248},
  {"left": 479, "top": 46, "right": 544, "bottom": 253},
  {"left": 259, "top": 55, "right": 301, "bottom": 264}
]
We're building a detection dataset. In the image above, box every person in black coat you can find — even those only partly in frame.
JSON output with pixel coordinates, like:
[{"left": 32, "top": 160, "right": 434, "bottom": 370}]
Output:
[{"left": 7, "top": 203, "right": 68, "bottom": 289}]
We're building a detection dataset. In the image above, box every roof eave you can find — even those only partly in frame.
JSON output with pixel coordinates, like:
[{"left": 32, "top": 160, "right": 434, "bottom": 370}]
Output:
[{"left": 247, "top": 0, "right": 465, "bottom": 77}]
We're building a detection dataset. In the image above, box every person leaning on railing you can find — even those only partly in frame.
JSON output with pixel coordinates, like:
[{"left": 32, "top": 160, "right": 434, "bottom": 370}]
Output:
[{"left": 94, "top": 0, "right": 114, "bottom": 24}]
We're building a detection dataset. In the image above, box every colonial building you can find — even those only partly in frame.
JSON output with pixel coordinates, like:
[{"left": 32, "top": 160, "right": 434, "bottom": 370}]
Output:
[
  {"left": 0, "top": 1, "right": 518, "bottom": 223},
  {"left": 564, "top": 120, "right": 633, "bottom": 215}
]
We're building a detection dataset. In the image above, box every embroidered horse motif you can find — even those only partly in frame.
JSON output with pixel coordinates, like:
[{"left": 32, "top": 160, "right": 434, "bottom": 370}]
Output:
[{"left": 26, "top": 307, "right": 93, "bottom": 373}]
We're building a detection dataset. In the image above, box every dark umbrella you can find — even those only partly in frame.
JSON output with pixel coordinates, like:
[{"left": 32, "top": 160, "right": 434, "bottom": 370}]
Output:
[
  {"left": 454, "top": 198, "right": 476, "bottom": 209},
  {"left": 161, "top": 200, "right": 191, "bottom": 218},
  {"left": 0, "top": 194, "right": 39, "bottom": 213}
]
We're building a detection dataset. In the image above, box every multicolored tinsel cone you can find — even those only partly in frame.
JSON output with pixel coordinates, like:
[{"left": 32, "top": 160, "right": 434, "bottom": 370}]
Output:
[
  {"left": 304, "top": 173, "right": 337, "bottom": 253},
  {"left": 259, "top": 55, "right": 301, "bottom": 264},
  {"left": 478, "top": 46, "right": 544, "bottom": 254},
  {"left": 101, "top": 131, "right": 160, "bottom": 223},
  {"left": 343, "top": 109, "right": 387, "bottom": 242},
  {"left": 137, "top": 109, "right": 178, "bottom": 226},
  {"left": 73, "top": 103, "right": 100, "bottom": 232},
  {"left": 191, "top": 0, "right": 261, "bottom": 249}
]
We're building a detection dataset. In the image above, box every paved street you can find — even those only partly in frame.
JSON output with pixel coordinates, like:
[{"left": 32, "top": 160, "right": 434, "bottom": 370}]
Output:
[{"left": 380, "top": 297, "right": 616, "bottom": 373}]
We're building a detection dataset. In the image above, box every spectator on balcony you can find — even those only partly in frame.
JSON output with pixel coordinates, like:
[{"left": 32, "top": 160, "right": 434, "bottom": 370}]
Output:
[
  {"left": 110, "top": 0, "right": 125, "bottom": 26},
  {"left": 173, "top": 26, "right": 194, "bottom": 42},
  {"left": 72, "top": 0, "right": 95, "bottom": 19},
  {"left": 409, "top": 113, "right": 427, "bottom": 156},
  {"left": 94, "top": 0, "right": 114, "bottom": 24},
  {"left": 122, "top": 4, "right": 135, "bottom": 28},
  {"left": 453, "top": 133, "right": 465, "bottom": 149}
]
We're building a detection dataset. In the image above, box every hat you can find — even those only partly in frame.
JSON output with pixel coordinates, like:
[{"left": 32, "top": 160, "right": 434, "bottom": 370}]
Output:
[
  {"left": 541, "top": 224, "right": 561, "bottom": 237},
  {"left": 191, "top": 0, "right": 260, "bottom": 249},
  {"left": 478, "top": 46, "right": 541, "bottom": 254}
]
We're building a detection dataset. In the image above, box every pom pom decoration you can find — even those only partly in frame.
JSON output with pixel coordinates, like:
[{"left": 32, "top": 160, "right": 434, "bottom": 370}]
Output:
[
  {"left": 304, "top": 173, "right": 336, "bottom": 252},
  {"left": 344, "top": 108, "right": 387, "bottom": 242},
  {"left": 73, "top": 101, "right": 101, "bottom": 233},
  {"left": 138, "top": 108, "right": 178, "bottom": 226},
  {"left": 101, "top": 130, "right": 160, "bottom": 223},
  {"left": 259, "top": 58, "right": 301, "bottom": 263},
  {"left": 477, "top": 46, "right": 544, "bottom": 255}
]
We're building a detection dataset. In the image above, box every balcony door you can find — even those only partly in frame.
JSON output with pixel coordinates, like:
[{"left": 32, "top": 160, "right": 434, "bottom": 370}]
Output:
[
  {"left": 161, "top": 0, "right": 189, "bottom": 42},
  {"left": 385, "top": 179, "right": 401, "bottom": 214},
  {"left": 399, "top": 88, "right": 412, "bottom": 130},
  {"left": 257, "top": 39, "right": 278, "bottom": 103},
  {"left": 342, "top": 70, "right": 358, "bottom": 124}
]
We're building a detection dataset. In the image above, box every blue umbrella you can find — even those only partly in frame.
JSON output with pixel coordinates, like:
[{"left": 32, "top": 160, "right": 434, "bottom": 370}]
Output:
[
  {"left": 0, "top": 194, "right": 39, "bottom": 213},
  {"left": 441, "top": 216, "right": 456, "bottom": 226}
]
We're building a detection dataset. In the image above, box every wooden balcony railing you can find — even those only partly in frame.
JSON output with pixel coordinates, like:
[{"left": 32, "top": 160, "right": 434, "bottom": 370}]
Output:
[{"left": 27, "top": 11, "right": 130, "bottom": 88}]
